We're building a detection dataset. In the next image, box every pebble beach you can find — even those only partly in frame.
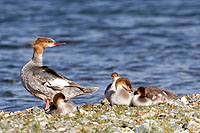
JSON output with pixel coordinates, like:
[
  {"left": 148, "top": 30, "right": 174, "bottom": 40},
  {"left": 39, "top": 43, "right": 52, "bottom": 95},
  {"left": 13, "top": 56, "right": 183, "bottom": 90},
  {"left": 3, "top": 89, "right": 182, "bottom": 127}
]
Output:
[{"left": 0, "top": 94, "right": 200, "bottom": 132}]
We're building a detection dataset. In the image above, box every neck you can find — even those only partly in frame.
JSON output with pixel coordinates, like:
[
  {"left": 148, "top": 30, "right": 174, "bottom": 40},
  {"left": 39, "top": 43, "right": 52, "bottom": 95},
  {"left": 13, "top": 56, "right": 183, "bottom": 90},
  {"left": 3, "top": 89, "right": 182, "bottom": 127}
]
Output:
[
  {"left": 32, "top": 46, "right": 44, "bottom": 66},
  {"left": 139, "top": 95, "right": 146, "bottom": 98},
  {"left": 112, "top": 77, "right": 120, "bottom": 83}
]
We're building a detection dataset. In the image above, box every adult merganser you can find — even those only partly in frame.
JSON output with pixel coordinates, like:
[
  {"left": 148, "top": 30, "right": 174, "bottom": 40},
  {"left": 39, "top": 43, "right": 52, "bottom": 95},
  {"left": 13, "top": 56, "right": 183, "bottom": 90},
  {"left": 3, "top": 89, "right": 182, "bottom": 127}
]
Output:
[
  {"left": 132, "top": 86, "right": 178, "bottom": 106},
  {"left": 52, "top": 93, "right": 77, "bottom": 114},
  {"left": 104, "top": 72, "right": 136, "bottom": 106},
  {"left": 20, "top": 37, "right": 98, "bottom": 109}
]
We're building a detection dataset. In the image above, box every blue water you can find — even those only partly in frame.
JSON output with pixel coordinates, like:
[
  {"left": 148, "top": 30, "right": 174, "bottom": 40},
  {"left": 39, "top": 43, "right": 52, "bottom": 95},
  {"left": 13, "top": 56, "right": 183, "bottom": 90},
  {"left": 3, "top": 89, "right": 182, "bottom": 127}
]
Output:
[{"left": 0, "top": 0, "right": 200, "bottom": 112}]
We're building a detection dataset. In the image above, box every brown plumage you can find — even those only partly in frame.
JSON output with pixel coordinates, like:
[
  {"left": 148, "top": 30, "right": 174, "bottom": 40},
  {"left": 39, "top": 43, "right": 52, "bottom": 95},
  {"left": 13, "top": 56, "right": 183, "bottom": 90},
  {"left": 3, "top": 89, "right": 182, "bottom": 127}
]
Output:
[{"left": 115, "top": 77, "right": 133, "bottom": 93}]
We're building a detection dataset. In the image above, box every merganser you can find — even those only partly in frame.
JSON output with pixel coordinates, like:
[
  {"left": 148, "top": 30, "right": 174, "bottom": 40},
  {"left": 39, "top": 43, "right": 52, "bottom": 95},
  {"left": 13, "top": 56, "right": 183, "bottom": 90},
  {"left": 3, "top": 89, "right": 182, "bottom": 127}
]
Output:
[
  {"left": 132, "top": 86, "right": 178, "bottom": 106},
  {"left": 104, "top": 72, "right": 136, "bottom": 106},
  {"left": 52, "top": 93, "right": 77, "bottom": 114},
  {"left": 20, "top": 37, "right": 98, "bottom": 109}
]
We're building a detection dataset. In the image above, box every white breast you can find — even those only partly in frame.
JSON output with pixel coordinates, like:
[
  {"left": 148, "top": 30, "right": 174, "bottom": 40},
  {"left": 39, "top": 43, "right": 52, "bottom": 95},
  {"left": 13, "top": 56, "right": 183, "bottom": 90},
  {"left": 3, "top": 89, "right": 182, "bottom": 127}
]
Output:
[
  {"left": 132, "top": 95, "right": 152, "bottom": 106},
  {"left": 110, "top": 77, "right": 120, "bottom": 91}
]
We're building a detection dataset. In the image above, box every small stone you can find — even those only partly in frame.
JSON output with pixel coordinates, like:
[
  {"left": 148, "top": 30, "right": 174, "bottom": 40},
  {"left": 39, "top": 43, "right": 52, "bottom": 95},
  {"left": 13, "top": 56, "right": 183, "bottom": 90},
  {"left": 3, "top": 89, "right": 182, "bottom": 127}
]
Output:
[
  {"left": 83, "top": 103, "right": 93, "bottom": 109},
  {"left": 91, "top": 121, "right": 99, "bottom": 125},
  {"left": 194, "top": 117, "right": 200, "bottom": 123},
  {"left": 182, "top": 123, "right": 188, "bottom": 130},
  {"left": 79, "top": 109, "right": 88, "bottom": 115},
  {"left": 181, "top": 97, "right": 189, "bottom": 104},
  {"left": 187, "top": 121, "right": 198, "bottom": 130},
  {"left": 58, "top": 127, "right": 66, "bottom": 132},
  {"left": 196, "top": 94, "right": 200, "bottom": 98},
  {"left": 68, "top": 113, "right": 76, "bottom": 117},
  {"left": 31, "top": 107, "right": 41, "bottom": 113},
  {"left": 134, "top": 125, "right": 147, "bottom": 132},
  {"left": 53, "top": 125, "right": 60, "bottom": 129},
  {"left": 126, "top": 112, "right": 131, "bottom": 116},
  {"left": 101, "top": 98, "right": 110, "bottom": 105},
  {"left": 4, "top": 113, "right": 9, "bottom": 117}
]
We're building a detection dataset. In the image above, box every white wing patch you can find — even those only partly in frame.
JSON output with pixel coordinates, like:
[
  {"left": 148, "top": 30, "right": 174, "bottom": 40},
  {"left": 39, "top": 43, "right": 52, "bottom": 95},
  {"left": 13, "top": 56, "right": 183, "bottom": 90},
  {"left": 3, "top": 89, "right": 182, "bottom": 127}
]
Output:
[
  {"left": 152, "top": 95, "right": 157, "bottom": 100},
  {"left": 44, "top": 79, "right": 70, "bottom": 88},
  {"left": 163, "top": 92, "right": 167, "bottom": 96}
]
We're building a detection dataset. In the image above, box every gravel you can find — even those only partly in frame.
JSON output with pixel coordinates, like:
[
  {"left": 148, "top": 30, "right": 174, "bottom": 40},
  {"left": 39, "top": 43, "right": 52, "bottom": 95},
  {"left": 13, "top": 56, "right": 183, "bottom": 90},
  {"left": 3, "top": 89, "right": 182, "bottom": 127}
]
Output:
[{"left": 0, "top": 94, "right": 200, "bottom": 132}]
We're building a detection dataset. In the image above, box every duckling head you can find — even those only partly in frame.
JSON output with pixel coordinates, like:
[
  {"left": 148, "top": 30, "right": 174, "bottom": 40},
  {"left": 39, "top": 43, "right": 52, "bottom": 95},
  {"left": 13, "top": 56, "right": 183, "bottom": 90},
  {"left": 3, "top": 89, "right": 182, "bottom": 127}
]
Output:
[
  {"left": 135, "top": 87, "right": 147, "bottom": 98},
  {"left": 111, "top": 72, "right": 120, "bottom": 82}
]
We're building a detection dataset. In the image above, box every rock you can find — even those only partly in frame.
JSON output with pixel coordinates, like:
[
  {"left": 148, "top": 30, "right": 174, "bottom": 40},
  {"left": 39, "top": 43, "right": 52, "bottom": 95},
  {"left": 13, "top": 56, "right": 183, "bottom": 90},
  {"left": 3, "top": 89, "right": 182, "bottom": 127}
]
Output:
[
  {"left": 181, "top": 97, "right": 189, "bottom": 104},
  {"left": 58, "top": 127, "right": 66, "bottom": 132},
  {"left": 101, "top": 98, "right": 110, "bottom": 105},
  {"left": 182, "top": 123, "right": 188, "bottom": 130},
  {"left": 4, "top": 113, "right": 9, "bottom": 117},
  {"left": 31, "top": 107, "right": 41, "bottom": 113},
  {"left": 78, "top": 109, "right": 88, "bottom": 115},
  {"left": 68, "top": 113, "right": 76, "bottom": 117},
  {"left": 187, "top": 121, "right": 200, "bottom": 131}
]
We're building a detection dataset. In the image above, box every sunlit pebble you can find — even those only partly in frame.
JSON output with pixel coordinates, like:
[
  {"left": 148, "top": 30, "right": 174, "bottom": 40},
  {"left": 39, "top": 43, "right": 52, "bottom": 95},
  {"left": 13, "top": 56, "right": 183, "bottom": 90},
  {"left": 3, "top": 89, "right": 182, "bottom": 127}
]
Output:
[
  {"left": 187, "top": 121, "right": 200, "bottom": 130},
  {"left": 194, "top": 117, "right": 200, "bottom": 123},
  {"left": 126, "top": 112, "right": 131, "bottom": 115},
  {"left": 4, "top": 113, "right": 9, "bottom": 117},
  {"left": 78, "top": 108, "right": 88, "bottom": 115},
  {"left": 181, "top": 97, "right": 189, "bottom": 104},
  {"left": 68, "top": 113, "right": 76, "bottom": 117},
  {"left": 58, "top": 127, "right": 66, "bottom": 132},
  {"left": 14, "top": 111, "right": 21, "bottom": 114},
  {"left": 91, "top": 121, "right": 99, "bottom": 125},
  {"left": 196, "top": 94, "right": 200, "bottom": 98}
]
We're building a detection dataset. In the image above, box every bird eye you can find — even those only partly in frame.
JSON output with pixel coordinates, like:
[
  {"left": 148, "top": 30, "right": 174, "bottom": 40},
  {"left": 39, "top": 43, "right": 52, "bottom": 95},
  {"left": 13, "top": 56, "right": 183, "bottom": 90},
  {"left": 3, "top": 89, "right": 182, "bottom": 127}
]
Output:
[{"left": 48, "top": 41, "right": 52, "bottom": 43}]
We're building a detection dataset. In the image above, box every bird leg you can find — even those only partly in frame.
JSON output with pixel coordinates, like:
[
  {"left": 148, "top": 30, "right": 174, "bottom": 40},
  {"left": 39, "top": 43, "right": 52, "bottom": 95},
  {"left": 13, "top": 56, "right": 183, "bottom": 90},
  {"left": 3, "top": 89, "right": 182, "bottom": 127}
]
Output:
[{"left": 45, "top": 99, "right": 50, "bottom": 110}]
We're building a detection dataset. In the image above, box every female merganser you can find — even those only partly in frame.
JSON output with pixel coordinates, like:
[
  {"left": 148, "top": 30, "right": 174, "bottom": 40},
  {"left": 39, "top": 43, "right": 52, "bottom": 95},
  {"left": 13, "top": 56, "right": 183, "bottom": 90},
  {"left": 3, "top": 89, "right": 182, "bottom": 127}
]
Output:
[
  {"left": 104, "top": 72, "right": 136, "bottom": 106},
  {"left": 52, "top": 93, "right": 77, "bottom": 114},
  {"left": 132, "top": 86, "right": 178, "bottom": 106},
  {"left": 20, "top": 37, "right": 98, "bottom": 109}
]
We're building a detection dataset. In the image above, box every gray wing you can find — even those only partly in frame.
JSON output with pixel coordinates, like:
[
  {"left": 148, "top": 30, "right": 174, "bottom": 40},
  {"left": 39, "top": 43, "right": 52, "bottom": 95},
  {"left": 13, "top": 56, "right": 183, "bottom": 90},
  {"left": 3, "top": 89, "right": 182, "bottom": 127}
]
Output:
[
  {"left": 104, "top": 83, "right": 112, "bottom": 96},
  {"left": 145, "top": 86, "right": 178, "bottom": 100},
  {"left": 32, "top": 66, "right": 98, "bottom": 99},
  {"left": 32, "top": 66, "right": 68, "bottom": 88},
  {"left": 32, "top": 66, "right": 84, "bottom": 90},
  {"left": 61, "top": 86, "right": 99, "bottom": 100}
]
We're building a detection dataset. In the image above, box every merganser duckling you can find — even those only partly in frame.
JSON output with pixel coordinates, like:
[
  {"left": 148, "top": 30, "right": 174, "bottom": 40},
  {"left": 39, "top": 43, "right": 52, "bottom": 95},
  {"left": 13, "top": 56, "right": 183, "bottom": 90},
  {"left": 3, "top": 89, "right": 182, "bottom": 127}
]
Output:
[
  {"left": 132, "top": 86, "right": 178, "bottom": 106},
  {"left": 52, "top": 93, "right": 77, "bottom": 114},
  {"left": 20, "top": 37, "right": 98, "bottom": 109},
  {"left": 104, "top": 72, "right": 136, "bottom": 106}
]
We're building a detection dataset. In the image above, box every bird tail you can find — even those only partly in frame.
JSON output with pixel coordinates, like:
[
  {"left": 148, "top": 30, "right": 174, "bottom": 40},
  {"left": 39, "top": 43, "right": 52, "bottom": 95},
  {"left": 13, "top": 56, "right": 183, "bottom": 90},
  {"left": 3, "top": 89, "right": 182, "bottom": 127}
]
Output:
[
  {"left": 82, "top": 87, "right": 99, "bottom": 94},
  {"left": 164, "top": 90, "right": 179, "bottom": 99}
]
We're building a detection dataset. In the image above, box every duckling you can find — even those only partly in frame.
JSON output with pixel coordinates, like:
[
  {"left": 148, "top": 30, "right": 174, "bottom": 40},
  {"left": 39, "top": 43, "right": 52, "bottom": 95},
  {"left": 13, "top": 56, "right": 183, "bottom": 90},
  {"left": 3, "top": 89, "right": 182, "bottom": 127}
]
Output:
[
  {"left": 105, "top": 72, "right": 136, "bottom": 106},
  {"left": 132, "top": 86, "right": 178, "bottom": 106},
  {"left": 52, "top": 93, "right": 77, "bottom": 114}
]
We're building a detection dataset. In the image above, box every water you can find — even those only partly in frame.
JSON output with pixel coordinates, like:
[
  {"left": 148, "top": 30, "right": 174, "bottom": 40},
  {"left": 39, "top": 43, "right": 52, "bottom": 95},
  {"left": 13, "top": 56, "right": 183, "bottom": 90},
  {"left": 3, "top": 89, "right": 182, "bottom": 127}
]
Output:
[{"left": 0, "top": 0, "right": 200, "bottom": 112}]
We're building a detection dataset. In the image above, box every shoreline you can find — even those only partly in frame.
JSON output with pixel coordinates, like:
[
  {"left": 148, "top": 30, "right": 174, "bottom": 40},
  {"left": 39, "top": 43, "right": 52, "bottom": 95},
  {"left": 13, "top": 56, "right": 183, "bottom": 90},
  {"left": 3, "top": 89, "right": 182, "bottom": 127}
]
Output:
[{"left": 0, "top": 94, "right": 200, "bottom": 132}]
